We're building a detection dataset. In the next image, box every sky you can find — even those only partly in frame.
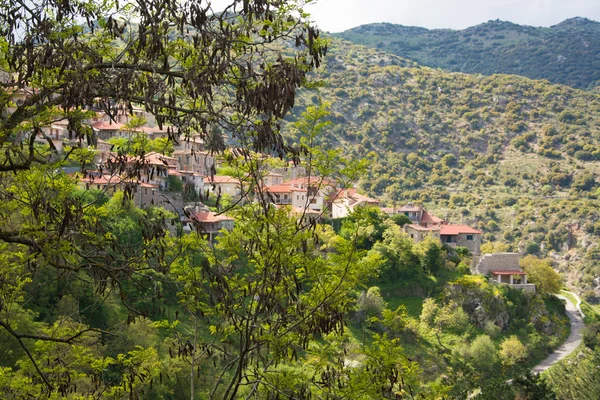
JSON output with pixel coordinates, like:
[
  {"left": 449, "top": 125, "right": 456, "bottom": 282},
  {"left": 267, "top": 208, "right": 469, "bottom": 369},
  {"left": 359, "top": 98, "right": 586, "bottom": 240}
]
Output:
[
  {"left": 305, "top": 0, "right": 600, "bottom": 32},
  {"left": 209, "top": 0, "right": 600, "bottom": 33}
]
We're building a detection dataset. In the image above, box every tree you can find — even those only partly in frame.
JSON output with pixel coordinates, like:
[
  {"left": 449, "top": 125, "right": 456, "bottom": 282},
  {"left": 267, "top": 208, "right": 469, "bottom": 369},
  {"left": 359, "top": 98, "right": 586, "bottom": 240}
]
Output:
[
  {"left": 520, "top": 255, "right": 562, "bottom": 295},
  {"left": 370, "top": 223, "right": 421, "bottom": 279},
  {"left": 499, "top": 335, "right": 528, "bottom": 367},
  {"left": 0, "top": 0, "right": 333, "bottom": 396},
  {"left": 467, "top": 335, "right": 498, "bottom": 372},
  {"left": 480, "top": 241, "right": 510, "bottom": 254},
  {"left": 356, "top": 286, "right": 387, "bottom": 323},
  {"left": 414, "top": 235, "right": 446, "bottom": 275}
]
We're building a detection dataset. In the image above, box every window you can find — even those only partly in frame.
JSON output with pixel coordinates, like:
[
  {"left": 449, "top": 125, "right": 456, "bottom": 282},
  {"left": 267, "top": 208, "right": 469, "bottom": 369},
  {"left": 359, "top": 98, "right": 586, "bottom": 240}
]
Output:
[
  {"left": 466, "top": 235, "right": 474, "bottom": 241},
  {"left": 410, "top": 234, "right": 414, "bottom": 239}
]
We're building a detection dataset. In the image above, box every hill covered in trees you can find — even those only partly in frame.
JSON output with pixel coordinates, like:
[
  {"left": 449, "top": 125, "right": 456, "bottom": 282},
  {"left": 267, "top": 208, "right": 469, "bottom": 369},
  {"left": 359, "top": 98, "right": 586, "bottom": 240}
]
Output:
[
  {"left": 334, "top": 17, "right": 600, "bottom": 90},
  {"left": 288, "top": 37, "right": 600, "bottom": 298}
]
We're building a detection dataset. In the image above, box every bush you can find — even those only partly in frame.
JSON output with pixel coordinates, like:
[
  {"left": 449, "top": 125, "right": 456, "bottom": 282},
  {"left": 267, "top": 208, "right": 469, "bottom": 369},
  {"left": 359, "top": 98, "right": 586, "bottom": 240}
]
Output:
[
  {"left": 499, "top": 336, "right": 528, "bottom": 367},
  {"left": 525, "top": 242, "right": 540, "bottom": 255},
  {"left": 356, "top": 287, "right": 386, "bottom": 324}
]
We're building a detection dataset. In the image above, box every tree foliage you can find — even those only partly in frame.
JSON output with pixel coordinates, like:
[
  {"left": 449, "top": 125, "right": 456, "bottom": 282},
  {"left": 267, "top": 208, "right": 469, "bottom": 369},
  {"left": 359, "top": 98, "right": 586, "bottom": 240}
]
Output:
[{"left": 520, "top": 255, "right": 562, "bottom": 295}]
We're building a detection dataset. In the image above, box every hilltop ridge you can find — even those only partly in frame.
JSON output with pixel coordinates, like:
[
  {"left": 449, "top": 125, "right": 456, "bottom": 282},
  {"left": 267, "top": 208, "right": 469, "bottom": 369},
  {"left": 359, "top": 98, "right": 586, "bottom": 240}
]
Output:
[{"left": 334, "top": 17, "right": 600, "bottom": 89}]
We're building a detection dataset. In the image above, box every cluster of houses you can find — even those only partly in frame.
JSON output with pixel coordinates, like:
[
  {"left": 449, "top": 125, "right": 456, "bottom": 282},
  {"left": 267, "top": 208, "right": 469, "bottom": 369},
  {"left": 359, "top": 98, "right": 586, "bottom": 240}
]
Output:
[{"left": 7, "top": 90, "right": 534, "bottom": 291}]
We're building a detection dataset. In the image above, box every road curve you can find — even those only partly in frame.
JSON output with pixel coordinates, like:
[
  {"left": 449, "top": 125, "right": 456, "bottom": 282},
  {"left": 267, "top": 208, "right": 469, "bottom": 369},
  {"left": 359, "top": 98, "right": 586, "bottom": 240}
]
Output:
[{"left": 532, "top": 293, "right": 584, "bottom": 373}]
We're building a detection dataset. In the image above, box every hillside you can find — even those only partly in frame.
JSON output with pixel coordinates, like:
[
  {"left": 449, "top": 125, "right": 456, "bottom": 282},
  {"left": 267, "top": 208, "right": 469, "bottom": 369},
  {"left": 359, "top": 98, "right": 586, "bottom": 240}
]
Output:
[
  {"left": 334, "top": 17, "right": 600, "bottom": 90},
  {"left": 288, "top": 37, "right": 600, "bottom": 298}
]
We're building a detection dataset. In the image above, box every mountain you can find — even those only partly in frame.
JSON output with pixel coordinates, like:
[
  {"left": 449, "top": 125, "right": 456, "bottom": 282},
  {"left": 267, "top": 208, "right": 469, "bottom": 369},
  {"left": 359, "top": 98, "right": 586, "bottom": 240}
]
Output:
[
  {"left": 333, "top": 18, "right": 600, "bottom": 90},
  {"left": 288, "top": 36, "right": 600, "bottom": 297}
]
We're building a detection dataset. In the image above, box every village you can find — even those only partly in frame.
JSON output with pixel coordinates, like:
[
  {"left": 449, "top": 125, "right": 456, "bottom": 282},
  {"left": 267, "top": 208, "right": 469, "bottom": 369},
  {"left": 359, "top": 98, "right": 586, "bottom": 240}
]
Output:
[{"left": 55, "top": 103, "right": 534, "bottom": 293}]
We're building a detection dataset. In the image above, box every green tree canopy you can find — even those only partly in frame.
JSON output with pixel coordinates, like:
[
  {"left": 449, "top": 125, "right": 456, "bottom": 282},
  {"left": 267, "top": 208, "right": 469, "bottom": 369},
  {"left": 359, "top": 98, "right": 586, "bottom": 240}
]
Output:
[{"left": 520, "top": 255, "right": 562, "bottom": 295}]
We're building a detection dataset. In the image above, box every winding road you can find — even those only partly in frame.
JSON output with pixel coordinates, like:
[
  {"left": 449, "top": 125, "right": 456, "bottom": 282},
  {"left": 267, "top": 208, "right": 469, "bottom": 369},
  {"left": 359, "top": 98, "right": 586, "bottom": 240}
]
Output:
[{"left": 532, "top": 291, "right": 585, "bottom": 373}]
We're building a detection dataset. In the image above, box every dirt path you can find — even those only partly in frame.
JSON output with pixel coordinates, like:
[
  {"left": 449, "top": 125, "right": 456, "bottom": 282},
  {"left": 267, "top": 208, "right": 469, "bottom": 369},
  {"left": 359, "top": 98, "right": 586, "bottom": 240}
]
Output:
[{"left": 532, "top": 293, "right": 584, "bottom": 373}]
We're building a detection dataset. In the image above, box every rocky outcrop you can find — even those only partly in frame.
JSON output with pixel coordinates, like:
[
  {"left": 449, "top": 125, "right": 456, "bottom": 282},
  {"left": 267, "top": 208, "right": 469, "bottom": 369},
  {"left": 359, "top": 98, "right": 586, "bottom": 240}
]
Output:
[{"left": 445, "top": 280, "right": 510, "bottom": 330}]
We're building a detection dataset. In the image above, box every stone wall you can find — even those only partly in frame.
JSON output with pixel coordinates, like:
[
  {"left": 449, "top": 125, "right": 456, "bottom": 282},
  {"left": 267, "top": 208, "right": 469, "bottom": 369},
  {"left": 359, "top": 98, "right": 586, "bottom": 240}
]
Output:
[
  {"left": 404, "top": 225, "right": 440, "bottom": 244},
  {"left": 454, "top": 233, "right": 482, "bottom": 255},
  {"left": 472, "top": 252, "right": 521, "bottom": 275}
]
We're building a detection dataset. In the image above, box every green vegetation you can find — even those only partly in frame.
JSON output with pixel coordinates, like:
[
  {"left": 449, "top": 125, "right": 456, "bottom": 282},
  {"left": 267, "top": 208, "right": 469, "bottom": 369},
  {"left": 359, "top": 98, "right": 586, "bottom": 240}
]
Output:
[
  {"left": 288, "top": 35, "right": 600, "bottom": 296},
  {"left": 335, "top": 18, "right": 600, "bottom": 90},
  {"left": 0, "top": 0, "right": 595, "bottom": 397},
  {"left": 546, "top": 299, "right": 600, "bottom": 398}
]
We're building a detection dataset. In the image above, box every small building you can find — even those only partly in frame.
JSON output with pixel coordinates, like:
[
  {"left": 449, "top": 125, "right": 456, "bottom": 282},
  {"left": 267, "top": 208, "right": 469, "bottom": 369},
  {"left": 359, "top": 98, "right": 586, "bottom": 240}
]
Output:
[
  {"left": 400, "top": 204, "right": 480, "bottom": 254},
  {"left": 396, "top": 203, "right": 424, "bottom": 223},
  {"left": 187, "top": 211, "right": 234, "bottom": 241},
  {"left": 262, "top": 172, "right": 284, "bottom": 187},
  {"left": 204, "top": 175, "right": 242, "bottom": 198},
  {"left": 283, "top": 176, "right": 337, "bottom": 213},
  {"left": 330, "top": 188, "right": 380, "bottom": 219},
  {"left": 439, "top": 225, "right": 482, "bottom": 254},
  {"left": 405, "top": 224, "right": 441, "bottom": 243},
  {"left": 174, "top": 149, "right": 215, "bottom": 176},
  {"left": 472, "top": 253, "right": 536, "bottom": 293}
]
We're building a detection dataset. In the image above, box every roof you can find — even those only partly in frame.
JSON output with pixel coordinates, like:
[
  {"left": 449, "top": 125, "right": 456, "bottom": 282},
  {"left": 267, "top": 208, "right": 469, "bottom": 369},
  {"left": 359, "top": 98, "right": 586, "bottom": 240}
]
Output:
[
  {"left": 192, "top": 211, "right": 234, "bottom": 223},
  {"left": 398, "top": 204, "right": 422, "bottom": 212},
  {"left": 79, "top": 174, "right": 122, "bottom": 185},
  {"left": 406, "top": 224, "right": 440, "bottom": 232},
  {"left": 492, "top": 270, "right": 526, "bottom": 275},
  {"left": 265, "top": 184, "right": 292, "bottom": 194},
  {"left": 330, "top": 188, "right": 379, "bottom": 205},
  {"left": 420, "top": 211, "right": 445, "bottom": 224},
  {"left": 439, "top": 225, "right": 482, "bottom": 235},
  {"left": 137, "top": 125, "right": 175, "bottom": 134},
  {"left": 204, "top": 175, "right": 239, "bottom": 184},
  {"left": 142, "top": 152, "right": 178, "bottom": 167},
  {"left": 91, "top": 121, "right": 124, "bottom": 131},
  {"left": 351, "top": 193, "right": 380, "bottom": 205},
  {"left": 284, "top": 176, "right": 336, "bottom": 188}
]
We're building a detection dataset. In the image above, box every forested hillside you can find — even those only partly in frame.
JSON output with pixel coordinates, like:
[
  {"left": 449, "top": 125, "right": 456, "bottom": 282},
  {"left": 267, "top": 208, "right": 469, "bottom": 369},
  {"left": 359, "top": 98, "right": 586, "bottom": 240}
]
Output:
[
  {"left": 334, "top": 17, "right": 600, "bottom": 90},
  {"left": 2, "top": 0, "right": 600, "bottom": 398},
  {"left": 288, "top": 37, "right": 600, "bottom": 298}
]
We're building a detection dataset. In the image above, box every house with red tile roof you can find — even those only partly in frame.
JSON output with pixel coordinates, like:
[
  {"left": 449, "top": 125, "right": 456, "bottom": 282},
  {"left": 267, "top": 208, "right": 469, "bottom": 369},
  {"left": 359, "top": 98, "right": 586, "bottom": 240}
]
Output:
[
  {"left": 400, "top": 204, "right": 482, "bottom": 254},
  {"left": 439, "top": 224, "right": 482, "bottom": 254},
  {"left": 186, "top": 210, "right": 234, "bottom": 241},
  {"left": 472, "top": 253, "right": 536, "bottom": 293}
]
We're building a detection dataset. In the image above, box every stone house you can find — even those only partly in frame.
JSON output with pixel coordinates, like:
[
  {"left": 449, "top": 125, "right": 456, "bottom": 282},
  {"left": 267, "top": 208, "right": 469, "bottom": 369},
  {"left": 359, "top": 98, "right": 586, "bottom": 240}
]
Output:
[
  {"left": 173, "top": 149, "right": 215, "bottom": 176},
  {"left": 472, "top": 253, "right": 536, "bottom": 293},
  {"left": 400, "top": 204, "right": 481, "bottom": 254},
  {"left": 439, "top": 225, "right": 482, "bottom": 254}
]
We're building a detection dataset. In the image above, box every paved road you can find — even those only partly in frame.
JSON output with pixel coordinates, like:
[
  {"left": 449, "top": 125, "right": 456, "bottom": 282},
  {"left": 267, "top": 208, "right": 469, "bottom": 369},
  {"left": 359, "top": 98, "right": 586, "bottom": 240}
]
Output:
[{"left": 532, "top": 293, "right": 584, "bottom": 373}]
